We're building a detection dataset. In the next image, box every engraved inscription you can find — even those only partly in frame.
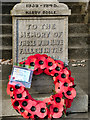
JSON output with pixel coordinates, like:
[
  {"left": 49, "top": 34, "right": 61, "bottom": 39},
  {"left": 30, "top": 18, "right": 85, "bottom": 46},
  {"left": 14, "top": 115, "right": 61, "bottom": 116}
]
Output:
[
  {"left": 25, "top": 3, "right": 58, "bottom": 15},
  {"left": 17, "top": 19, "right": 65, "bottom": 62},
  {"left": 26, "top": 11, "right": 56, "bottom": 15},
  {"left": 26, "top": 4, "right": 59, "bottom": 8}
]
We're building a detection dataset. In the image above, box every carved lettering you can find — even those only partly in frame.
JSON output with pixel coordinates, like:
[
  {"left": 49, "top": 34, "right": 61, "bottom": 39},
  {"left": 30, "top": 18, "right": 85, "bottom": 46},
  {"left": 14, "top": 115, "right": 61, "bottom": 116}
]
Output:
[
  {"left": 27, "top": 24, "right": 37, "bottom": 30},
  {"left": 53, "top": 32, "right": 63, "bottom": 38},
  {"left": 43, "top": 11, "right": 56, "bottom": 14},
  {"left": 17, "top": 19, "right": 65, "bottom": 63},
  {"left": 26, "top": 11, "right": 41, "bottom": 14},
  {"left": 51, "top": 40, "right": 61, "bottom": 45},
  {"left": 19, "top": 32, "right": 51, "bottom": 38},
  {"left": 19, "top": 41, "right": 36, "bottom": 46},
  {"left": 42, "top": 24, "right": 56, "bottom": 30},
  {"left": 38, "top": 40, "right": 49, "bottom": 46},
  {"left": 19, "top": 47, "right": 51, "bottom": 54},
  {"left": 26, "top": 4, "right": 59, "bottom": 8}
]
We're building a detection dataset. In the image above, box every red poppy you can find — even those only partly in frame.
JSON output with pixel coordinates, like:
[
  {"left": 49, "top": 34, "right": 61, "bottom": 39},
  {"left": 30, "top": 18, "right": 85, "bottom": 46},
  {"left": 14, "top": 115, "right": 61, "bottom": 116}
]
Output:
[
  {"left": 54, "top": 68, "right": 70, "bottom": 83},
  {"left": 55, "top": 82, "right": 63, "bottom": 94},
  {"left": 26, "top": 57, "right": 38, "bottom": 70},
  {"left": 64, "top": 88, "right": 76, "bottom": 99},
  {"left": 7, "top": 81, "right": 25, "bottom": 95},
  {"left": 35, "top": 55, "right": 47, "bottom": 69},
  {"left": 43, "top": 69, "right": 52, "bottom": 76},
  {"left": 50, "top": 63, "right": 64, "bottom": 76},
  {"left": 53, "top": 75, "right": 62, "bottom": 84},
  {"left": 34, "top": 68, "right": 43, "bottom": 75},
  {"left": 7, "top": 82, "right": 14, "bottom": 96},
  {"left": 14, "top": 104, "right": 32, "bottom": 119},
  {"left": 36, "top": 103, "right": 48, "bottom": 118},
  {"left": 50, "top": 104, "right": 63, "bottom": 118},
  {"left": 22, "top": 89, "right": 33, "bottom": 100},
  {"left": 12, "top": 100, "right": 21, "bottom": 110},
  {"left": 63, "top": 79, "right": 73, "bottom": 91},
  {"left": 15, "top": 83, "right": 25, "bottom": 94},
  {"left": 45, "top": 57, "right": 57, "bottom": 70},
  {"left": 55, "top": 60, "right": 64, "bottom": 66},
  {"left": 14, "top": 90, "right": 28, "bottom": 101},
  {"left": 56, "top": 79, "right": 73, "bottom": 92},
  {"left": 25, "top": 100, "right": 37, "bottom": 115},
  {"left": 52, "top": 93, "right": 64, "bottom": 105}
]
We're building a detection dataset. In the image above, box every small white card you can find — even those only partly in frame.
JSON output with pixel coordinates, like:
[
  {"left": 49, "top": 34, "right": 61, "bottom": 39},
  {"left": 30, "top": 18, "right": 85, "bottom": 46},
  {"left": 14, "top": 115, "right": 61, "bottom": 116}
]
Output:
[{"left": 10, "top": 66, "right": 33, "bottom": 88}]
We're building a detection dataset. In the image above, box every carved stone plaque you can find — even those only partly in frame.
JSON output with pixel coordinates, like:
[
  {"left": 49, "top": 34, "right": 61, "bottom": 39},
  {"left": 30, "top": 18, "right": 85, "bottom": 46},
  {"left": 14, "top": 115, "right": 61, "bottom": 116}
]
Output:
[
  {"left": 11, "top": 2, "right": 71, "bottom": 64},
  {"left": 13, "top": 17, "right": 68, "bottom": 64}
]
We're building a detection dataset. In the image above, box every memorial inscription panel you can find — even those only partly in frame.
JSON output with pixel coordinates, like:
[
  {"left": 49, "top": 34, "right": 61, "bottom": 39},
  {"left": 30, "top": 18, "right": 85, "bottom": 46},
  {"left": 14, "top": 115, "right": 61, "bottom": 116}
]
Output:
[{"left": 14, "top": 17, "right": 68, "bottom": 64}]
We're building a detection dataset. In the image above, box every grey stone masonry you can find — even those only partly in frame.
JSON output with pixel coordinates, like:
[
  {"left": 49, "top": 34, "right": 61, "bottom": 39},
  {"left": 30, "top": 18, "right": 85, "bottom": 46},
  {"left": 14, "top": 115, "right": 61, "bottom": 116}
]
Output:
[
  {"left": 0, "top": 1, "right": 88, "bottom": 117},
  {"left": 11, "top": 1, "right": 71, "bottom": 64},
  {"left": 22, "top": 0, "right": 58, "bottom": 2}
]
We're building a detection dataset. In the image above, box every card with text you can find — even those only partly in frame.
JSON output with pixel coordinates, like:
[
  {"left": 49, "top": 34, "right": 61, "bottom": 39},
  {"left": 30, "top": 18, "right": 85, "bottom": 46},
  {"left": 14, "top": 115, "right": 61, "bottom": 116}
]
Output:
[{"left": 10, "top": 66, "right": 33, "bottom": 88}]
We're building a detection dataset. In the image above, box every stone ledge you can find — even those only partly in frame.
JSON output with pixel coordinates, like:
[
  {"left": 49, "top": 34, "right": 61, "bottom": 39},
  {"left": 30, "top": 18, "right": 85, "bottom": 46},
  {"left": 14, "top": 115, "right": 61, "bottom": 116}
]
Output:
[
  {"left": 1, "top": 86, "right": 88, "bottom": 117},
  {"left": 22, "top": 0, "right": 58, "bottom": 2}
]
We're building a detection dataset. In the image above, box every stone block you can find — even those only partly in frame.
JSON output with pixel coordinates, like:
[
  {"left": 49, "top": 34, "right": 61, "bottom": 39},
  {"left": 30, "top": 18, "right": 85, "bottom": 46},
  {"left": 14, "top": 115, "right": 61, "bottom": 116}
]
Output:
[
  {"left": 2, "top": 15, "right": 12, "bottom": 24},
  {"left": 11, "top": 2, "right": 71, "bottom": 64},
  {"left": 1, "top": 85, "right": 88, "bottom": 117},
  {"left": 2, "top": 50, "right": 12, "bottom": 60},
  {"left": 67, "top": 86, "right": 88, "bottom": 113},
  {"left": 2, "top": 36, "right": 12, "bottom": 46},
  {"left": 1, "top": 24, "right": 12, "bottom": 35},
  {"left": 69, "top": 14, "right": 86, "bottom": 23},
  {"left": 69, "top": 24, "right": 89, "bottom": 34}
]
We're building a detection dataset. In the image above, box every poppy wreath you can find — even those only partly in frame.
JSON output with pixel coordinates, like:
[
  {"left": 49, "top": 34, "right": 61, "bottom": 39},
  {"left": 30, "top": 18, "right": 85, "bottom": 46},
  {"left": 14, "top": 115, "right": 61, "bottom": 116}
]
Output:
[{"left": 7, "top": 54, "right": 76, "bottom": 119}]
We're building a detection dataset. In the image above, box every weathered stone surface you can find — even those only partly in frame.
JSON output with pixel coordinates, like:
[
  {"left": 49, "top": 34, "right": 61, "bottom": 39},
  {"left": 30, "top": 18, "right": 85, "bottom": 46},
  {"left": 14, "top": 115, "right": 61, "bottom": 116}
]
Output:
[
  {"left": 67, "top": 86, "right": 88, "bottom": 113},
  {"left": 1, "top": 85, "right": 88, "bottom": 117},
  {"left": 69, "top": 14, "right": 86, "bottom": 23},
  {"left": 2, "top": 15, "right": 12, "bottom": 24},
  {"left": 11, "top": 2, "right": 71, "bottom": 64},
  {"left": 1, "top": 114, "right": 89, "bottom": 119},
  {"left": 68, "top": 48, "right": 88, "bottom": 59},
  {"left": 69, "top": 24, "right": 89, "bottom": 34},
  {"left": 1, "top": 25, "right": 12, "bottom": 35},
  {"left": 68, "top": 36, "right": 88, "bottom": 48},
  {"left": 11, "top": 2, "right": 71, "bottom": 16},
  {"left": 2, "top": 14, "right": 86, "bottom": 25},
  {"left": 22, "top": 0, "right": 58, "bottom": 2},
  {"left": 13, "top": 17, "right": 68, "bottom": 64},
  {"left": 0, "top": 81, "right": 2, "bottom": 117},
  {"left": 1, "top": 23, "right": 89, "bottom": 36},
  {"left": 2, "top": 50, "right": 12, "bottom": 59},
  {"left": 2, "top": 36, "right": 12, "bottom": 46},
  {"left": 5, "top": 1, "right": 88, "bottom": 116},
  {"left": 2, "top": 65, "right": 12, "bottom": 80}
]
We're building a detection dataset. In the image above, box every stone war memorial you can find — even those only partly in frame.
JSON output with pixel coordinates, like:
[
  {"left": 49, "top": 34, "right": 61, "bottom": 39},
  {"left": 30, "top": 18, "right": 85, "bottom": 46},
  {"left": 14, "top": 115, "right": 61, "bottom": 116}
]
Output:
[
  {"left": 11, "top": 0, "right": 71, "bottom": 65},
  {"left": 7, "top": 0, "right": 88, "bottom": 117}
]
